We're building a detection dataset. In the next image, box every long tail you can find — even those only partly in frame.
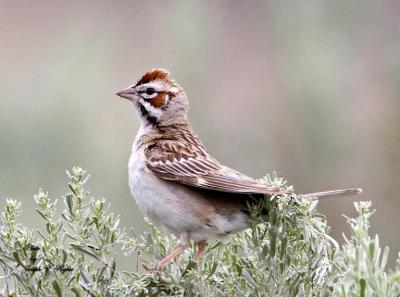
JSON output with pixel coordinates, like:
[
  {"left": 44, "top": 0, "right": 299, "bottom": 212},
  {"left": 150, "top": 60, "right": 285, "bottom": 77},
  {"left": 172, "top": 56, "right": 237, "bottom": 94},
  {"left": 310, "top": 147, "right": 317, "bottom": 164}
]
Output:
[{"left": 303, "top": 188, "right": 362, "bottom": 199}]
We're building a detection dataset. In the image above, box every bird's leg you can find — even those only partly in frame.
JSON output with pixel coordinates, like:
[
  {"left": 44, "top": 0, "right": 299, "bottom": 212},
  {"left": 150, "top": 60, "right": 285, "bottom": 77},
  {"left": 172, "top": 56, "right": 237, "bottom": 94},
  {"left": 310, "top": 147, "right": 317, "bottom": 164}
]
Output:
[
  {"left": 194, "top": 240, "right": 208, "bottom": 259},
  {"left": 148, "top": 232, "right": 190, "bottom": 272}
]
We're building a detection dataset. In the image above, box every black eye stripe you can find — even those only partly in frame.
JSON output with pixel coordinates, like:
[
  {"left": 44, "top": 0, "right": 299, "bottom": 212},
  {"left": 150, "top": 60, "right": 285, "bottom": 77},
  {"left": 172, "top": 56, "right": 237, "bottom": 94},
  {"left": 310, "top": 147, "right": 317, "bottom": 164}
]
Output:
[
  {"left": 139, "top": 89, "right": 163, "bottom": 103},
  {"left": 139, "top": 88, "right": 155, "bottom": 94}
]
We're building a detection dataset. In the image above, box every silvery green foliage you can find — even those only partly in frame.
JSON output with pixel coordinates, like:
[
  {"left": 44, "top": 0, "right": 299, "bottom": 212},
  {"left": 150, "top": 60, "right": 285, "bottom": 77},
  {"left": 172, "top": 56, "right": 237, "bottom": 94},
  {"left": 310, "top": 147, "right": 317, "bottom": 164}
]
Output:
[
  {"left": 335, "top": 201, "right": 400, "bottom": 297},
  {"left": 0, "top": 169, "right": 399, "bottom": 296},
  {"left": 0, "top": 168, "right": 121, "bottom": 296}
]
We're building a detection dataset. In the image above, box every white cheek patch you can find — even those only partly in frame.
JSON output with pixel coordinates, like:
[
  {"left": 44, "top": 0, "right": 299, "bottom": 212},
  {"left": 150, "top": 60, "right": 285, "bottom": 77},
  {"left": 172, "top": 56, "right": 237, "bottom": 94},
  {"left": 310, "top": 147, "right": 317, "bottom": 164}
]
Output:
[{"left": 139, "top": 99, "right": 163, "bottom": 118}]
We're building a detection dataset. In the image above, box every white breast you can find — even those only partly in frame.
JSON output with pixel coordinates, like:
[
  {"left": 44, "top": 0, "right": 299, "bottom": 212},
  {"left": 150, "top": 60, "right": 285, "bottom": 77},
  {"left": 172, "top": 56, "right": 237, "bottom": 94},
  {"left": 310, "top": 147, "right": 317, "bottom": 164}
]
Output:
[
  {"left": 127, "top": 126, "right": 249, "bottom": 240},
  {"left": 128, "top": 137, "right": 201, "bottom": 235}
]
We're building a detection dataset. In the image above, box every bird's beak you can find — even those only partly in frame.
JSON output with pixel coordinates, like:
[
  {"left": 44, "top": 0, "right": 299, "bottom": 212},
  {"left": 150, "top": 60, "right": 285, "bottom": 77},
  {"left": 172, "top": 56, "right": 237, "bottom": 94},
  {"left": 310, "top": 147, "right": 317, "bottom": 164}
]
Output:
[{"left": 116, "top": 86, "right": 137, "bottom": 101}]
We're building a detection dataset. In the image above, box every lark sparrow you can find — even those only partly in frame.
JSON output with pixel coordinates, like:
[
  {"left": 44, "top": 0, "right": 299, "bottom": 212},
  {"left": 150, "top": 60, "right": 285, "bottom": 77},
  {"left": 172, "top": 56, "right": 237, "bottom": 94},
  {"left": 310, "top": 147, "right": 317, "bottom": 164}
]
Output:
[{"left": 116, "top": 68, "right": 361, "bottom": 271}]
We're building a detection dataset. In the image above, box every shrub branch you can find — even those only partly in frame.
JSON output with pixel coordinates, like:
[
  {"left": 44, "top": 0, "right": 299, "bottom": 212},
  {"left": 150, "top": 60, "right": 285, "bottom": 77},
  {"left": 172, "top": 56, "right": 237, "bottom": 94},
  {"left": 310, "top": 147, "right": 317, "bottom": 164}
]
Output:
[{"left": 0, "top": 168, "right": 399, "bottom": 296}]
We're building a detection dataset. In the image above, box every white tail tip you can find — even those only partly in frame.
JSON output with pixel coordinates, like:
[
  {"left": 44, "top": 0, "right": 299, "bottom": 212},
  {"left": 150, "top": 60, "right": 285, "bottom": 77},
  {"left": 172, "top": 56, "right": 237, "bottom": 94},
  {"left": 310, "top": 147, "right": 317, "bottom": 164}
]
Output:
[{"left": 304, "top": 188, "right": 362, "bottom": 199}]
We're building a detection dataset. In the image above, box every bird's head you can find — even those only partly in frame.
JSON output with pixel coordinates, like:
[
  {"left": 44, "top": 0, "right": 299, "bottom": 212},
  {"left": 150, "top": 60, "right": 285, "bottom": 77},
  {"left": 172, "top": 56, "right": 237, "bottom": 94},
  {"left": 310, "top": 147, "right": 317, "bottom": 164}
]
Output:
[{"left": 116, "top": 68, "right": 188, "bottom": 127}]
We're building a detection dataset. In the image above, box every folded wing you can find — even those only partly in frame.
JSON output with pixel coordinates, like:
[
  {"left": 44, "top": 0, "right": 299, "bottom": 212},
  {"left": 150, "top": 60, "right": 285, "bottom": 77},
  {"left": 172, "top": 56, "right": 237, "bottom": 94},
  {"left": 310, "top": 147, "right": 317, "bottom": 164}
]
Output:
[
  {"left": 144, "top": 133, "right": 361, "bottom": 199},
  {"left": 146, "top": 147, "right": 283, "bottom": 195}
]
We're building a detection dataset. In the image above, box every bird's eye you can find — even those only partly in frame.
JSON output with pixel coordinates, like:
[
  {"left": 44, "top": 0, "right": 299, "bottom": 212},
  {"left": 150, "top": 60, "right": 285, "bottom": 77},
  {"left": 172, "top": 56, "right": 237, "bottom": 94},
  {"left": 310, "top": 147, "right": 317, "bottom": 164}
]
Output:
[{"left": 146, "top": 88, "right": 156, "bottom": 95}]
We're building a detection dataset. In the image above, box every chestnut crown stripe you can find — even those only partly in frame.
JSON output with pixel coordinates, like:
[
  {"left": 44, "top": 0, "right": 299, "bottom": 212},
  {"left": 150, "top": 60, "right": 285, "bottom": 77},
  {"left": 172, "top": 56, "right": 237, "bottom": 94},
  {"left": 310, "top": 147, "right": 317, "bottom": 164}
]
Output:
[{"left": 135, "top": 69, "right": 170, "bottom": 86}]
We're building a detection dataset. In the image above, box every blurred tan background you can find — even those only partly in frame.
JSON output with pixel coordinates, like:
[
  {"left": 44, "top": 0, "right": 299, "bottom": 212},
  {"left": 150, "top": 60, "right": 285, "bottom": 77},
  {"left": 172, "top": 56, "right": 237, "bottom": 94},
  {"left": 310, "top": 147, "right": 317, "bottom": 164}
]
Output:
[{"left": 1, "top": 1, "right": 399, "bottom": 265}]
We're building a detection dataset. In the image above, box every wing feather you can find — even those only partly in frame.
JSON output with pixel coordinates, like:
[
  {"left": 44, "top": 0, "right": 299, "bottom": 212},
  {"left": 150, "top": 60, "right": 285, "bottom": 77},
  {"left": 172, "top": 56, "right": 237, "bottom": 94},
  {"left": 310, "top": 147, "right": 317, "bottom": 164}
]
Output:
[
  {"left": 146, "top": 149, "right": 282, "bottom": 195},
  {"left": 141, "top": 124, "right": 360, "bottom": 199}
]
